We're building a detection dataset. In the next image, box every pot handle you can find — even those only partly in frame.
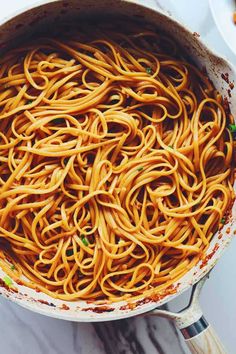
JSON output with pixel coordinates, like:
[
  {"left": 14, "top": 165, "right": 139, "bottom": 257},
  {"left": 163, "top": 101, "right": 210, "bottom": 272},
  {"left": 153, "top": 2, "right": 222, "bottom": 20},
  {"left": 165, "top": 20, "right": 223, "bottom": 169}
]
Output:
[
  {"left": 150, "top": 277, "right": 227, "bottom": 354},
  {"left": 180, "top": 316, "right": 227, "bottom": 354}
]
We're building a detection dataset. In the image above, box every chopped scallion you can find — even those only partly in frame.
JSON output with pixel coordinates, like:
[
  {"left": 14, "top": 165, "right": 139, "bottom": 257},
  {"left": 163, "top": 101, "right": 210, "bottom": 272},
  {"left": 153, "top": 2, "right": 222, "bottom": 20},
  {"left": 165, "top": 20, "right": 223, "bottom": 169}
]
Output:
[
  {"left": 137, "top": 167, "right": 144, "bottom": 171},
  {"left": 3, "top": 276, "right": 13, "bottom": 287},
  {"left": 111, "top": 99, "right": 119, "bottom": 105},
  {"left": 118, "top": 239, "right": 125, "bottom": 244},
  {"left": 146, "top": 67, "right": 152, "bottom": 74},
  {"left": 52, "top": 118, "right": 64, "bottom": 125},
  {"left": 82, "top": 236, "right": 89, "bottom": 246},
  {"left": 229, "top": 124, "right": 236, "bottom": 133},
  {"left": 10, "top": 265, "right": 15, "bottom": 270},
  {"left": 64, "top": 157, "right": 70, "bottom": 165},
  {"left": 66, "top": 249, "right": 73, "bottom": 256},
  {"left": 221, "top": 218, "right": 226, "bottom": 224}
]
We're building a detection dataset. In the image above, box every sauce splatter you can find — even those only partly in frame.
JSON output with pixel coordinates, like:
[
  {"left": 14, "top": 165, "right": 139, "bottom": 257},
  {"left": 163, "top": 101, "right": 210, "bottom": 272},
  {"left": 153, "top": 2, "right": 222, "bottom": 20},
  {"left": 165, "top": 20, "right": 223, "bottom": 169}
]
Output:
[
  {"left": 60, "top": 304, "right": 70, "bottom": 310},
  {"left": 193, "top": 32, "right": 200, "bottom": 38},
  {"left": 38, "top": 299, "right": 56, "bottom": 307},
  {"left": 200, "top": 244, "right": 219, "bottom": 269},
  {"left": 221, "top": 73, "right": 229, "bottom": 84},
  {"left": 120, "top": 284, "right": 179, "bottom": 311},
  {"left": 82, "top": 306, "right": 115, "bottom": 313},
  {"left": 223, "top": 96, "right": 230, "bottom": 114}
]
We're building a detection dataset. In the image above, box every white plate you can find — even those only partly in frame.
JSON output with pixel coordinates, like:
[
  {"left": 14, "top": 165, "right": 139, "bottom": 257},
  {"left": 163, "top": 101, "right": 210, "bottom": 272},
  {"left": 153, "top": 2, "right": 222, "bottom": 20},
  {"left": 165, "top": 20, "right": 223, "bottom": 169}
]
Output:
[{"left": 209, "top": 0, "right": 236, "bottom": 55}]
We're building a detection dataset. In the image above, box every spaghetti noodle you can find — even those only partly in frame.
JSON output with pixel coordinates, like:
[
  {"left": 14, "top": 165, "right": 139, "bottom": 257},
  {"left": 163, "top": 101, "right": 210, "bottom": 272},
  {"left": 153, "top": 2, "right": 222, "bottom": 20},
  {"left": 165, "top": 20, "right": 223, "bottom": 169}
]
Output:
[{"left": 0, "top": 21, "right": 234, "bottom": 302}]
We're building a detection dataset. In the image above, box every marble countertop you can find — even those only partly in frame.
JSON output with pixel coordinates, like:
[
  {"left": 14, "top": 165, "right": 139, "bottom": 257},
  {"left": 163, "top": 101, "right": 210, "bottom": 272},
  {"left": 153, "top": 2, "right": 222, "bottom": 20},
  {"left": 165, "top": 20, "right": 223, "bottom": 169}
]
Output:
[{"left": 1, "top": 1, "right": 236, "bottom": 353}]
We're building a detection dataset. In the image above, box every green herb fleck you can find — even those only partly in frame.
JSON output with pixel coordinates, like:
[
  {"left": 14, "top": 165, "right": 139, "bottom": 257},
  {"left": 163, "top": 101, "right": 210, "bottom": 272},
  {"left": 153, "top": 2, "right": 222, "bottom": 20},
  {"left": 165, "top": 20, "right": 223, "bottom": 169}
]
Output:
[
  {"left": 118, "top": 239, "right": 125, "bottom": 245},
  {"left": 64, "top": 157, "right": 70, "bottom": 165},
  {"left": 82, "top": 236, "right": 89, "bottom": 246},
  {"left": 66, "top": 249, "right": 73, "bottom": 256},
  {"left": 146, "top": 67, "right": 152, "bottom": 74},
  {"left": 168, "top": 145, "right": 173, "bottom": 149},
  {"left": 3, "top": 276, "right": 13, "bottom": 287},
  {"left": 137, "top": 167, "right": 144, "bottom": 171},
  {"left": 229, "top": 124, "right": 236, "bottom": 133},
  {"left": 221, "top": 218, "right": 226, "bottom": 224},
  {"left": 52, "top": 118, "right": 64, "bottom": 125},
  {"left": 28, "top": 100, "right": 33, "bottom": 105},
  {"left": 111, "top": 99, "right": 119, "bottom": 105},
  {"left": 10, "top": 265, "right": 15, "bottom": 270}
]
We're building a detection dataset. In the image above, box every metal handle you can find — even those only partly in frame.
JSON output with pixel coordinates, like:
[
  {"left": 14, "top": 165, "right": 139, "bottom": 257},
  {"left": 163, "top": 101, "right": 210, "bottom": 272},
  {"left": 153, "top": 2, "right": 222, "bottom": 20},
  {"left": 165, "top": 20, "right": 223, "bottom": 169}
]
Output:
[
  {"left": 181, "top": 316, "right": 209, "bottom": 339},
  {"left": 149, "top": 276, "right": 228, "bottom": 354}
]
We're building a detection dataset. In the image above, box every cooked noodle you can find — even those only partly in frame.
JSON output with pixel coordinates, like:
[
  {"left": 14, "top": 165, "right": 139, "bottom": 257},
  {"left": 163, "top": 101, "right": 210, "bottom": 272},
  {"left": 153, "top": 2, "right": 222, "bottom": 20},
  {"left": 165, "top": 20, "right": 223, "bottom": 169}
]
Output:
[{"left": 0, "top": 21, "right": 234, "bottom": 302}]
